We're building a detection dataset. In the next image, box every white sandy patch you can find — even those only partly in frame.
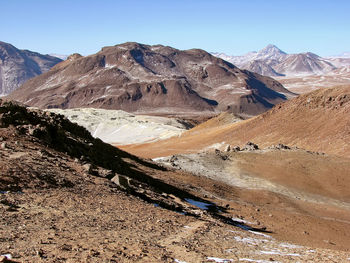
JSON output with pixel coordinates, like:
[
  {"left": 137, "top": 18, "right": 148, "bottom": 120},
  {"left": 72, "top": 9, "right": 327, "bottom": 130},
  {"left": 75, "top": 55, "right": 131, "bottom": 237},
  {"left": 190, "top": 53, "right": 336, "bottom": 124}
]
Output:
[{"left": 47, "top": 108, "right": 187, "bottom": 144}]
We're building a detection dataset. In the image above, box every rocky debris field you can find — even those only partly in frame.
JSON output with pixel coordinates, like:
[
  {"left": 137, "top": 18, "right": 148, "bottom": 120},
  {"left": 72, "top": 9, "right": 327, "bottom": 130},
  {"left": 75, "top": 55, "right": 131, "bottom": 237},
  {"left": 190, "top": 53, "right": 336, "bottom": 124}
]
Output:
[{"left": 1, "top": 100, "right": 350, "bottom": 262}]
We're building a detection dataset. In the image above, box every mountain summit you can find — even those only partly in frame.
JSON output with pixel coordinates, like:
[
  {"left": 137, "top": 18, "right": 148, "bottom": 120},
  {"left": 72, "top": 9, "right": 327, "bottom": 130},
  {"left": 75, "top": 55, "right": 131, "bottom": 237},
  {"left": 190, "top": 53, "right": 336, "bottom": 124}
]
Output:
[
  {"left": 8, "top": 42, "right": 293, "bottom": 117},
  {"left": 256, "top": 44, "right": 287, "bottom": 60}
]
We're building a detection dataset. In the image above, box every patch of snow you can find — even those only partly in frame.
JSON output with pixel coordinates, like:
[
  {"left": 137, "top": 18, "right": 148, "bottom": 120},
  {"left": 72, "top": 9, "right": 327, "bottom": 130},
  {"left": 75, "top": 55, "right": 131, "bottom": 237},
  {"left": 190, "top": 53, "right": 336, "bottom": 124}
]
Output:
[
  {"left": 105, "top": 63, "right": 117, "bottom": 69},
  {"left": 279, "top": 243, "right": 303, "bottom": 249},
  {"left": 248, "top": 230, "right": 272, "bottom": 238},
  {"left": 232, "top": 217, "right": 255, "bottom": 225},
  {"left": 24, "top": 97, "right": 35, "bottom": 104},
  {"left": 184, "top": 198, "right": 212, "bottom": 210},
  {"left": 285, "top": 253, "right": 301, "bottom": 257},
  {"left": 152, "top": 156, "right": 170, "bottom": 162},
  {"left": 259, "top": 250, "right": 301, "bottom": 257},
  {"left": 174, "top": 259, "right": 187, "bottom": 263},
  {"left": 233, "top": 236, "right": 270, "bottom": 246},
  {"left": 259, "top": 250, "right": 280, "bottom": 255},
  {"left": 239, "top": 259, "right": 280, "bottom": 263},
  {"left": 207, "top": 257, "right": 233, "bottom": 262},
  {"left": 0, "top": 254, "right": 12, "bottom": 259}
]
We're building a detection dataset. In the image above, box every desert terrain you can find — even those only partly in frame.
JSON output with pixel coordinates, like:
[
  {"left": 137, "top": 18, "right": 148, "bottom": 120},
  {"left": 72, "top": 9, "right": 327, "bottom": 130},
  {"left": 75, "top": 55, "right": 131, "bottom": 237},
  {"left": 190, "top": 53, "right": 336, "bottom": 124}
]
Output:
[
  {"left": 1, "top": 94, "right": 350, "bottom": 262},
  {"left": 1, "top": 41, "right": 350, "bottom": 262},
  {"left": 2, "top": 0, "right": 350, "bottom": 261}
]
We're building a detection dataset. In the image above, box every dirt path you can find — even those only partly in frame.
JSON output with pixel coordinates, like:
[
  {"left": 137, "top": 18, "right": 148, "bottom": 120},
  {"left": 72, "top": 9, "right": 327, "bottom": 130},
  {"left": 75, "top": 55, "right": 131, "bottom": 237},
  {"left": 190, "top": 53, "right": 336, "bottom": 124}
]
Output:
[{"left": 159, "top": 220, "right": 208, "bottom": 262}]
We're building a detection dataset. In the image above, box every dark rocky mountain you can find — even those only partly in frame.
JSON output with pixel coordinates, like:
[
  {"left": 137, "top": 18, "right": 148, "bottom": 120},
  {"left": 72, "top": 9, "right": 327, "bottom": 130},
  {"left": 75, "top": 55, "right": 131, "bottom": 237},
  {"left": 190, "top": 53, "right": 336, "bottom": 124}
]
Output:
[
  {"left": 0, "top": 41, "right": 62, "bottom": 95},
  {"left": 7, "top": 42, "right": 294, "bottom": 117},
  {"left": 213, "top": 45, "right": 341, "bottom": 77}
]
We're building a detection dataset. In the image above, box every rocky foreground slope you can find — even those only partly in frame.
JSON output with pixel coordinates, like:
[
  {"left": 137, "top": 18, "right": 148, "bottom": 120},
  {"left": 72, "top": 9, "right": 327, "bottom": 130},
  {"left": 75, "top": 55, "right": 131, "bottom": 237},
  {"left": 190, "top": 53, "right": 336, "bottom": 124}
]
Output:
[
  {"left": 2, "top": 100, "right": 350, "bottom": 262},
  {"left": 7, "top": 42, "right": 294, "bottom": 117},
  {"left": 0, "top": 41, "right": 62, "bottom": 96}
]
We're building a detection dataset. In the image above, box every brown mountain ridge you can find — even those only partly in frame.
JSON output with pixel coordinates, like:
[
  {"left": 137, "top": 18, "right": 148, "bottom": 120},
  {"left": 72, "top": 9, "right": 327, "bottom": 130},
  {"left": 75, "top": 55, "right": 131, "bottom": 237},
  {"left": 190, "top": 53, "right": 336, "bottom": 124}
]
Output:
[{"left": 7, "top": 42, "right": 294, "bottom": 118}]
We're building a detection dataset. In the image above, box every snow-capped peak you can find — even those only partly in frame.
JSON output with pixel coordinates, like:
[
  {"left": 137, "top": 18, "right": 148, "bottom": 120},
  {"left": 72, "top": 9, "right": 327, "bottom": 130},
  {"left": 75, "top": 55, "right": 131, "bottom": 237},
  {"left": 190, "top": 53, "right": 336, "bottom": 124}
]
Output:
[{"left": 256, "top": 44, "right": 287, "bottom": 60}]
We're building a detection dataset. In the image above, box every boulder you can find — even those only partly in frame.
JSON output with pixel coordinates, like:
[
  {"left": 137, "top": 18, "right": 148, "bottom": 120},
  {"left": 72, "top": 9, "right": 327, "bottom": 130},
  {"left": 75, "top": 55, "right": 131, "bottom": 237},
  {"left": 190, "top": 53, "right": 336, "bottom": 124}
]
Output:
[{"left": 243, "top": 142, "right": 259, "bottom": 151}]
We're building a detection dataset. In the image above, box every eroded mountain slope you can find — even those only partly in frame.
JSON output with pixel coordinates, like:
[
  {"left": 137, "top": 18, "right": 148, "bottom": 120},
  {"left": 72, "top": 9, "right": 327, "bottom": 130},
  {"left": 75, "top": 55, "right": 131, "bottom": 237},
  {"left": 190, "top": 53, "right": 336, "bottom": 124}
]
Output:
[{"left": 7, "top": 42, "right": 294, "bottom": 117}]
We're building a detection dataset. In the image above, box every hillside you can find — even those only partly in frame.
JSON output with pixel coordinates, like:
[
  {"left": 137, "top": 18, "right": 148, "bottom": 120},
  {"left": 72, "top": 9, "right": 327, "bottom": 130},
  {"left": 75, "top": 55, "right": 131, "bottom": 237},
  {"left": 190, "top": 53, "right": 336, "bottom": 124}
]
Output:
[
  {"left": 7, "top": 42, "right": 294, "bottom": 118},
  {"left": 121, "top": 85, "right": 350, "bottom": 159},
  {"left": 2, "top": 99, "right": 350, "bottom": 262},
  {"left": 0, "top": 41, "right": 62, "bottom": 95}
]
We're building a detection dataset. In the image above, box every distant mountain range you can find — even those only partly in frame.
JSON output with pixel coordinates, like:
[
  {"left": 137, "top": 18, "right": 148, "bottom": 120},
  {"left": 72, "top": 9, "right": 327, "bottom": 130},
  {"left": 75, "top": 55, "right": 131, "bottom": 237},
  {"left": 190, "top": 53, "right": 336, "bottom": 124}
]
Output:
[
  {"left": 49, "top": 53, "right": 68, "bottom": 60},
  {"left": 212, "top": 45, "right": 350, "bottom": 77},
  {"left": 330, "top": 52, "right": 350, "bottom": 58},
  {"left": 0, "top": 41, "right": 62, "bottom": 96},
  {"left": 7, "top": 42, "right": 294, "bottom": 117}
]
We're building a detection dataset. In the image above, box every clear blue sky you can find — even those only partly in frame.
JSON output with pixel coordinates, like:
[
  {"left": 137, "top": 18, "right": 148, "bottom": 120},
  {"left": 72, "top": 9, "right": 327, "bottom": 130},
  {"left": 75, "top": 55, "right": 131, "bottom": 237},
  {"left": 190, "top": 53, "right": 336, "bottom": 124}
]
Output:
[{"left": 2, "top": 0, "right": 349, "bottom": 56}]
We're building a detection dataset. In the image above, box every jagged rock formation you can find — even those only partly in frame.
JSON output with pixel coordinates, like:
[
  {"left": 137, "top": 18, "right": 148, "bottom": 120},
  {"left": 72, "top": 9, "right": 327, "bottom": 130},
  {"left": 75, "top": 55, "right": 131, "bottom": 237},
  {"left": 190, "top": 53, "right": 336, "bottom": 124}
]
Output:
[
  {"left": 7, "top": 42, "right": 294, "bottom": 117},
  {"left": 0, "top": 41, "right": 62, "bottom": 95}
]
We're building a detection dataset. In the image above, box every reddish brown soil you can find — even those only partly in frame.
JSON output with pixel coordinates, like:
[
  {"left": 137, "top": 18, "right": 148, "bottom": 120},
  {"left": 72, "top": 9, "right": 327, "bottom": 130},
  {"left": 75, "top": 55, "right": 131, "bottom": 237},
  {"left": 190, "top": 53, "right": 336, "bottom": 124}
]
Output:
[
  {"left": 1, "top": 101, "right": 350, "bottom": 262},
  {"left": 121, "top": 86, "right": 350, "bottom": 159},
  {"left": 2, "top": 125, "right": 350, "bottom": 262}
]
